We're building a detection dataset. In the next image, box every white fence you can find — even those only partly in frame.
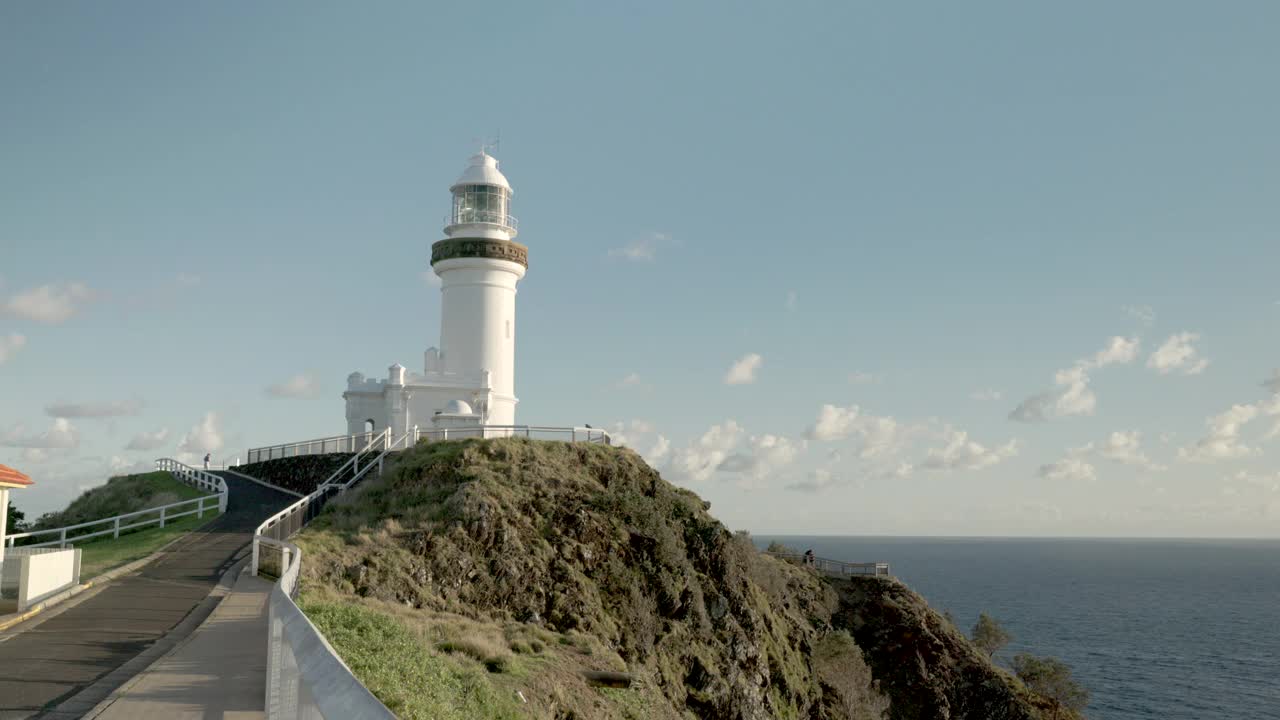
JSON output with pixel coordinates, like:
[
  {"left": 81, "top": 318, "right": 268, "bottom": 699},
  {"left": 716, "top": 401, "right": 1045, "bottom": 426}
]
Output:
[
  {"left": 408, "top": 424, "right": 611, "bottom": 444},
  {"left": 4, "top": 460, "right": 226, "bottom": 550},
  {"left": 765, "top": 551, "right": 892, "bottom": 578},
  {"left": 0, "top": 547, "right": 82, "bottom": 612},
  {"left": 246, "top": 424, "right": 611, "bottom": 465},
  {"left": 246, "top": 432, "right": 383, "bottom": 464}
]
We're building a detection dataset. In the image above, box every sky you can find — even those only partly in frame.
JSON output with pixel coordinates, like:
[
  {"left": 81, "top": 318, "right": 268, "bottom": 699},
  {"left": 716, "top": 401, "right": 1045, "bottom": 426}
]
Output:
[{"left": 2, "top": 1, "right": 1278, "bottom": 536}]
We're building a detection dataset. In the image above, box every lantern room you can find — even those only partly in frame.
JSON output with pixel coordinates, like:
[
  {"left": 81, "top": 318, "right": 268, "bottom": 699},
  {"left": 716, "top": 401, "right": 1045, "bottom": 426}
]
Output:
[{"left": 445, "top": 152, "right": 517, "bottom": 239}]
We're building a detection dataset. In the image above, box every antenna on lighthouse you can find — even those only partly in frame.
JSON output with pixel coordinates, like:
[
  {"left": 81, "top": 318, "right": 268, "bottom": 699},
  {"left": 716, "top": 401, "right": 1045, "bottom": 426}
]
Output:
[{"left": 472, "top": 133, "right": 501, "bottom": 157}]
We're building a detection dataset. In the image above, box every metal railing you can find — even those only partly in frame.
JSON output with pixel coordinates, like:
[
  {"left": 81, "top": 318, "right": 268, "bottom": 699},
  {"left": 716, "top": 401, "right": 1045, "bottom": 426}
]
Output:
[
  {"left": 251, "top": 429, "right": 391, "bottom": 576},
  {"left": 409, "top": 424, "right": 611, "bottom": 444},
  {"left": 247, "top": 425, "right": 609, "bottom": 468},
  {"left": 254, "top": 432, "right": 404, "bottom": 719},
  {"left": 4, "top": 459, "right": 226, "bottom": 549},
  {"left": 765, "top": 552, "right": 891, "bottom": 578},
  {"left": 246, "top": 432, "right": 383, "bottom": 464},
  {"left": 443, "top": 210, "right": 518, "bottom": 230},
  {"left": 156, "top": 458, "right": 231, "bottom": 503},
  {"left": 265, "top": 539, "right": 395, "bottom": 719}
]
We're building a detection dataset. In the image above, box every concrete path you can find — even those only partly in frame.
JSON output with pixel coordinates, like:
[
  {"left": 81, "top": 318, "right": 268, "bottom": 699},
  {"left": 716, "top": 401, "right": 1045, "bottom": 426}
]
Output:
[
  {"left": 82, "top": 570, "right": 272, "bottom": 720},
  {"left": 0, "top": 473, "right": 291, "bottom": 720}
]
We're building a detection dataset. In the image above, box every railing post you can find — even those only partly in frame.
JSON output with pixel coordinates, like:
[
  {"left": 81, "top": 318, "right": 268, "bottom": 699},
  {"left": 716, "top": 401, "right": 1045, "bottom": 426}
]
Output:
[
  {"left": 114, "top": 516, "right": 121, "bottom": 539},
  {"left": 159, "top": 505, "right": 166, "bottom": 529},
  {"left": 199, "top": 497, "right": 205, "bottom": 518},
  {"left": 60, "top": 528, "right": 67, "bottom": 549},
  {"left": 251, "top": 539, "right": 260, "bottom": 576}
]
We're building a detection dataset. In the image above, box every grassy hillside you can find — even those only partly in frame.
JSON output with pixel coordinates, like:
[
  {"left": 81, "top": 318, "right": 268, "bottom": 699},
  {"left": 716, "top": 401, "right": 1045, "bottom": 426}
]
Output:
[
  {"left": 31, "top": 471, "right": 208, "bottom": 530},
  {"left": 293, "top": 439, "right": 1067, "bottom": 720}
]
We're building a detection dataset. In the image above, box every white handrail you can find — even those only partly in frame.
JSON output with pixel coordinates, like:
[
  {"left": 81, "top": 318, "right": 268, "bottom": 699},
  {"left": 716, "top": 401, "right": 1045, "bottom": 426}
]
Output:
[
  {"left": 250, "top": 428, "right": 397, "bottom": 576},
  {"left": 245, "top": 431, "right": 384, "bottom": 464},
  {"left": 4, "top": 494, "right": 222, "bottom": 549},
  {"left": 246, "top": 425, "right": 610, "bottom": 466}
]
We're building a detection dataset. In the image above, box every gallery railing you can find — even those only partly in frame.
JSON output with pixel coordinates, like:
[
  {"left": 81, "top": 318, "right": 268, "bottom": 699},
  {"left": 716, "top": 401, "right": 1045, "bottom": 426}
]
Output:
[{"left": 765, "top": 551, "right": 891, "bottom": 578}]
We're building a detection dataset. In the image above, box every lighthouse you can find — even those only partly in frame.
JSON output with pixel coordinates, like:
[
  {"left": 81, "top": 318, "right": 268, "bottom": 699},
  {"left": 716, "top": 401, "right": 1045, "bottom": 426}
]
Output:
[{"left": 343, "top": 152, "right": 529, "bottom": 437}]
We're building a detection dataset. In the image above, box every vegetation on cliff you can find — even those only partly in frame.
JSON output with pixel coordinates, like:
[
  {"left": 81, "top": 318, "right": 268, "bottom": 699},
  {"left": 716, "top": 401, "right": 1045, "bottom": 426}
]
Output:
[{"left": 291, "top": 438, "right": 1078, "bottom": 719}]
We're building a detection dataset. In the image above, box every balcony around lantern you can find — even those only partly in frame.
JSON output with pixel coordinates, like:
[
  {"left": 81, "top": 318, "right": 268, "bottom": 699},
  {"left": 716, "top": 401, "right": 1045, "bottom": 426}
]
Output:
[{"left": 443, "top": 210, "right": 518, "bottom": 233}]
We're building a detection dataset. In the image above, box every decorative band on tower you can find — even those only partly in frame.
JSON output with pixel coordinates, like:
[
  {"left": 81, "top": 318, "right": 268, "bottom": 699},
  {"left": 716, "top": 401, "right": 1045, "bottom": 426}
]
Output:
[{"left": 431, "top": 238, "right": 529, "bottom": 268}]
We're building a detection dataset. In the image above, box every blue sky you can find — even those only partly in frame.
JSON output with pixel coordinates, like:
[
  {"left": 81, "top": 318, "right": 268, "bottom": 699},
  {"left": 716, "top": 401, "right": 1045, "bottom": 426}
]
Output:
[{"left": 2, "top": 1, "right": 1278, "bottom": 535}]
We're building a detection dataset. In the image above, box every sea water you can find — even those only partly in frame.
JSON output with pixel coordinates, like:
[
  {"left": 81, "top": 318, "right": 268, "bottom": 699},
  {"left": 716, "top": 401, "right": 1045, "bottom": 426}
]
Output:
[{"left": 753, "top": 536, "right": 1280, "bottom": 720}]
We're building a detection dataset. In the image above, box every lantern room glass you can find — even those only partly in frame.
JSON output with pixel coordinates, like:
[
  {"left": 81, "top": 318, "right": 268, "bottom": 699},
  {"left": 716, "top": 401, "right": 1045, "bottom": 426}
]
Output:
[{"left": 452, "top": 184, "right": 510, "bottom": 227}]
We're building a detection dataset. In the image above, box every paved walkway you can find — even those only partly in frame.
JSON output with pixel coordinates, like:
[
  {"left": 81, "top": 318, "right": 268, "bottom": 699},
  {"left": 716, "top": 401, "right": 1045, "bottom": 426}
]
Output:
[
  {"left": 0, "top": 473, "right": 291, "bottom": 720},
  {"left": 83, "top": 570, "right": 272, "bottom": 719}
]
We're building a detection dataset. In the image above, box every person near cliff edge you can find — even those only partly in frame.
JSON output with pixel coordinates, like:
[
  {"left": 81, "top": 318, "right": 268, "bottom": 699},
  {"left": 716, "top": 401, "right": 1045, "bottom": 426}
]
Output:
[
  {"left": 203, "top": 453, "right": 210, "bottom": 470},
  {"left": 804, "top": 548, "right": 815, "bottom": 566}
]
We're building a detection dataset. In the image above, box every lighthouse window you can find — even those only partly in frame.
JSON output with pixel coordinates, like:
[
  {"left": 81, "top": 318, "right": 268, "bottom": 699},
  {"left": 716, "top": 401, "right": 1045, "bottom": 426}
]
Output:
[{"left": 453, "top": 185, "right": 509, "bottom": 225}]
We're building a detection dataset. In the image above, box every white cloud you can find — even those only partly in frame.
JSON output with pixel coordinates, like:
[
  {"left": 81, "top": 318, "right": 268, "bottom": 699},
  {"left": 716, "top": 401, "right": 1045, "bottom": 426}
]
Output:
[
  {"left": 109, "top": 455, "right": 154, "bottom": 476},
  {"left": 1039, "top": 456, "right": 1097, "bottom": 482},
  {"left": 608, "top": 232, "right": 671, "bottom": 262},
  {"left": 667, "top": 420, "right": 743, "bottom": 483},
  {"left": 125, "top": 428, "right": 170, "bottom": 451},
  {"left": 177, "top": 412, "right": 224, "bottom": 455},
  {"left": 1009, "top": 336, "right": 1138, "bottom": 422},
  {"left": 1178, "top": 404, "right": 1259, "bottom": 462},
  {"left": 266, "top": 373, "right": 319, "bottom": 398},
  {"left": 716, "top": 434, "right": 803, "bottom": 482},
  {"left": 785, "top": 291, "right": 798, "bottom": 312},
  {"left": 724, "top": 353, "right": 762, "bottom": 385},
  {"left": 3, "top": 282, "right": 96, "bottom": 324},
  {"left": 0, "top": 333, "right": 26, "bottom": 364},
  {"left": 805, "top": 404, "right": 912, "bottom": 460},
  {"left": 789, "top": 467, "right": 840, "bottom": 493},
  {"left": 647, "top": 435, "right": 671, "bottom": 466},
  {"left": 608, "top": 420, "right": 669, "bottom": 468},
  {"left": 922, "top": 428, "right": 1018, "bottom": 472},
  {"left": 44, "top": 398, "right": 143, "bottom": 418},
  {"left": 0, "top": 418, "right": 80, "bottom": 449},
  {"left": 1147, "top": 332, "right": 1209, "bottom": 375},
  {"left": 175, "top": 272, "right": 202, "bottom": 287},
  {"left": 970, "top": 388, "right": 1003, "bottom": 401},
  {"left": 617, "top": 372, "right": 642, "bottom": 388},
  {"left": 1098, "top": 430, "right": 1165, "bottom": 471},
  {"left": 848, "top": 371, "right": 881, "bottom": 385},
  {"left": 1089, "top": 336, "right": 1141, "bottom": 367}
]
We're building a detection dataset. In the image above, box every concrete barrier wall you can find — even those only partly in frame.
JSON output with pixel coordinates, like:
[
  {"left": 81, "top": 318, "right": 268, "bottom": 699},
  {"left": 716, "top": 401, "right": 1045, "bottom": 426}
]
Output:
[
  {"left": 266, "top": 542, "right": 394, "bottom": 720},
  {"left": 0, "top": 547, "right": 81, "bottom": 611}
]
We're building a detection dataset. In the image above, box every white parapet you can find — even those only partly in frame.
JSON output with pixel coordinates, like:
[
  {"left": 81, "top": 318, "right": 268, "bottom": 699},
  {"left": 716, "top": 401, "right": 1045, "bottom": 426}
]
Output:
[{"left": 0, "top": 547, "right": 81, "bottom": 612}]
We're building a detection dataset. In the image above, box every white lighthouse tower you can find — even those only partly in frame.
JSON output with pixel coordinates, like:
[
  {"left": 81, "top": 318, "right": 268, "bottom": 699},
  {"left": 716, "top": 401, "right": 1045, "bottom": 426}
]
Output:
[
  {"left": 343, "top": 152, "right": 529, "bottom": 436},
  {"left": 432, "top": 152, "right": 527, "bottom": 425}
]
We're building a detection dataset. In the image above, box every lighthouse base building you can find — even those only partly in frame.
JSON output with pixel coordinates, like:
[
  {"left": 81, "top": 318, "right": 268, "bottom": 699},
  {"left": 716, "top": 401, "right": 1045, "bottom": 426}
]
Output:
[{"left": 344, "top": 152, "right": 528, "bottom": 439}]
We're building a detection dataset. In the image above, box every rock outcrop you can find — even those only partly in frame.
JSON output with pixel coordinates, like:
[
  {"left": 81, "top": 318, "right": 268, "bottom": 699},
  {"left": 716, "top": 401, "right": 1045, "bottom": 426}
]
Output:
[{"left": 289, "top": 438, "right": 1064, "bottom": 719}]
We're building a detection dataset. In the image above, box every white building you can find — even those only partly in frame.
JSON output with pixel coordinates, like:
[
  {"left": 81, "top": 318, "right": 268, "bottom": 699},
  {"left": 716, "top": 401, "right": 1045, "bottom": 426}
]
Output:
[{"left": 343, "top": 152, "right": 529, "bottom": 438}]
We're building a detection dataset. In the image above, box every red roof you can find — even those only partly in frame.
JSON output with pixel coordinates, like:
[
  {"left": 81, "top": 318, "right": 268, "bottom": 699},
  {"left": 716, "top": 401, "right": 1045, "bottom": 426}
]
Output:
[{"left": 0, "top": 464, "right": 34, "bottom": 487}]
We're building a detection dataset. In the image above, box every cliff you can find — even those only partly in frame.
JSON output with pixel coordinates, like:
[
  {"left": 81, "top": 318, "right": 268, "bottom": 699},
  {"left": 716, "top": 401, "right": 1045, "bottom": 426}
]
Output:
[{"left": 290, "top": 438, "right": 1067, "bottom": 719}]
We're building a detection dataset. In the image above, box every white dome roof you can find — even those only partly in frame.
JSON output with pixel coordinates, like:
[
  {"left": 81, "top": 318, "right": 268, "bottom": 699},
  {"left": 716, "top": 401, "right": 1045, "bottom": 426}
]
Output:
[
  {"left": 442, "top": 399, "right": 474, "bottom": 415},
  {"left": 450, "top": 153, "right": 511, "bottom": 192}
]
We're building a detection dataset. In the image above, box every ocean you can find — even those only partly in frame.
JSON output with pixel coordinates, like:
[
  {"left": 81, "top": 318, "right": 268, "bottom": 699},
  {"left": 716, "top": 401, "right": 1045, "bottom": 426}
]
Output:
[{"left": 753, "top": 536, "right": 1280, "bottom": 720}]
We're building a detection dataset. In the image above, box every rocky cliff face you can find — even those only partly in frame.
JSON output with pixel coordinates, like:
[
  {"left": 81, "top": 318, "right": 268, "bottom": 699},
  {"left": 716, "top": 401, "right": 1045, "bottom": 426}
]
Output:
[{"left": 292, "top": 439, "right": 1060, "bottom": 719}]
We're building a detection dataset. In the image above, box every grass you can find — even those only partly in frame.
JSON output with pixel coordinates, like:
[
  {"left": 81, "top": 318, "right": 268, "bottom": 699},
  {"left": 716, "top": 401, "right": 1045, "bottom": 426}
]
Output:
[
  {"left": 29, "top": 471, "right": 210, "bottom": 532},
  {"left": 77, "top": 509, "right": 222, "bottom": 579},
  {"left": 299, "top": 597, "right": 524, "bottom": 720}
]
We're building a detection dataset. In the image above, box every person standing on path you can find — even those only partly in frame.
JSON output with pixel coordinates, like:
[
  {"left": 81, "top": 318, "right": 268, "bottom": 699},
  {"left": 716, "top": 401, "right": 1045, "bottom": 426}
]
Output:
[{"left": 204, "top": 453, "right": 210, "bottom": 470}]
